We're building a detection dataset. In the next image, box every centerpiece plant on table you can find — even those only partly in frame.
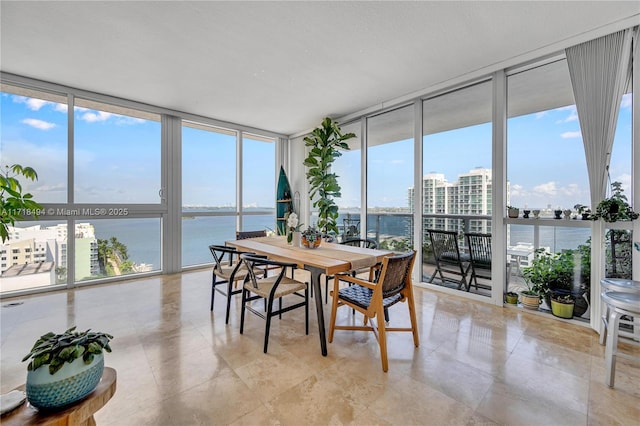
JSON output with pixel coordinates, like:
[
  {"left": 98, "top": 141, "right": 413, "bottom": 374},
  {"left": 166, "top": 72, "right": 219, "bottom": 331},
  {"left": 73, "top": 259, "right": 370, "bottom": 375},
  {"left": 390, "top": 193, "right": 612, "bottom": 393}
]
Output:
[{"left": 285, "top": 212, "right": 303, "bottom": 244}]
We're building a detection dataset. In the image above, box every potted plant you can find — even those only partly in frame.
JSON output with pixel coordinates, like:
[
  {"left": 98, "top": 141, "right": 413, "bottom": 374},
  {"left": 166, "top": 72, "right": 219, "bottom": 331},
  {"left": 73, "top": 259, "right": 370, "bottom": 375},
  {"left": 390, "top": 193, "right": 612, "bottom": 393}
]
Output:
[
  {"left": 590, "top": 181, "right": 639, "bottom": 222},
  {"left": 1, "top": 164, "right": 43, "bottom": 242},
  {"left": 22, "top": 327, "right": 113, "bottom": 410},
  {"left": 522, "top": 209, "right": 531, "bottom": 218},
  {"left": 550, "top": 293, "right": 575, "bottom": 319},
  {"left": 285, "top": 212, "right": 303, "bottom": 245},
  {"left": 553, "top": 209, "right": 563, "bottom": 219},
  {"left": 520, "top": 262, "right": 545, "bottom": 310},
  {"left": 521, "top": 248, "right": 574, "bottom": 309},
  {"left": 301, "top": 226, "right": 322, "bottom": 249},
  {"left": 303, "top": 117, "right": 355, "bottom": 237},
  {"left": 507, "top": 206, "right": 519, "bottom": 218},
  {"left": 574, "top": 203, "right": 591, "bottom": 220},
  {"left": 505, "top": 291, "right": 519, "bottom": 305}
]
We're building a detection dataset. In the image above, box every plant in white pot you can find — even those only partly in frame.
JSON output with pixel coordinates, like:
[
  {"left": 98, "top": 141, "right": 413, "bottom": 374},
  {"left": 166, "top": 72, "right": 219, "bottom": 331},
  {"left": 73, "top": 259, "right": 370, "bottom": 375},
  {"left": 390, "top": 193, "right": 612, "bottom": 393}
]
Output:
[{"left": 22, "top": 327, "right": 113, "bottom": 410}]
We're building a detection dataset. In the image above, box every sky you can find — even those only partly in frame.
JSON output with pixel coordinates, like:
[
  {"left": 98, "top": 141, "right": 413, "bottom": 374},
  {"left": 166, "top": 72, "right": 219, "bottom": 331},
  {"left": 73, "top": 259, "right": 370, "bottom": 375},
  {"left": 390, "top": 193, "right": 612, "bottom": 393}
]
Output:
[
  {"left": 334, "top": 94, "right": 632, "bottom": 210},
  {"left": 0, "top": 91, "right": 633, "bottom": 211}
]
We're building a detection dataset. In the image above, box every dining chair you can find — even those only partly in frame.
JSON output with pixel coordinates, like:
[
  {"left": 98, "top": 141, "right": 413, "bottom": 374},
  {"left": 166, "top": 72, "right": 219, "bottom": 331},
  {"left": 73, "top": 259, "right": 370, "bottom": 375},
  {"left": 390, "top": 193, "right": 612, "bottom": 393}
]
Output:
[
  {"left": 427, "top": 229, "right": 471, "bottom": 291},
  {"left": 328, "top": 250, "right": 418, "bottom": 372},
  {"left": 236, "top": 230, "right": 280, "bottom": 275},
  {"left": 323, "top": 238, "right": 379, "bottom": 303},
  {"left": 209, "top": 245, "right": 260, "bottom": 324},
  {"left": 465, "top": 232, "right": 492, "bottom": 291},
  {"left": 236, "top": 230, "right": 267, "bottom": 239},
  {"left": 239, "top": 253, "right": 309, "bottom": 353}
]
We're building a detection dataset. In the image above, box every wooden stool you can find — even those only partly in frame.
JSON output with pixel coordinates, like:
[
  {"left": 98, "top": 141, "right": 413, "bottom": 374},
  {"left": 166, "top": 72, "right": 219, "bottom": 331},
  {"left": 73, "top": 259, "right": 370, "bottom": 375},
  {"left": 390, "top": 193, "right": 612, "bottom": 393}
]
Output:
[
  {"left": 1, "top": 367, "right": 116, "bottom": 425},
  {"left": 600, "top": 291, "right": 640, "bottom": 387}
]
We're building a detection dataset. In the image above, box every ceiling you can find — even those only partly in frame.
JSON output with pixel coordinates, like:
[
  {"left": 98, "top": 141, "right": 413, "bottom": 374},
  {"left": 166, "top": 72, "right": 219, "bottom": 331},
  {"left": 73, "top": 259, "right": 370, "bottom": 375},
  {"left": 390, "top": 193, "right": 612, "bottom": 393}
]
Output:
[{"left": 1, "top": 1, "right": 638, "bottom": 137}]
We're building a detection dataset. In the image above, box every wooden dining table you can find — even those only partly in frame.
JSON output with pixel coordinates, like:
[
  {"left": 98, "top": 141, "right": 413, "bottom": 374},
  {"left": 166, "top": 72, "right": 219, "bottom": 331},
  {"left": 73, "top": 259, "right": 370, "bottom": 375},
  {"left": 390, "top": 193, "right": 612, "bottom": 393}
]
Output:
[{"left": 226, "top": 236, "right": 393, "bottom": 356}]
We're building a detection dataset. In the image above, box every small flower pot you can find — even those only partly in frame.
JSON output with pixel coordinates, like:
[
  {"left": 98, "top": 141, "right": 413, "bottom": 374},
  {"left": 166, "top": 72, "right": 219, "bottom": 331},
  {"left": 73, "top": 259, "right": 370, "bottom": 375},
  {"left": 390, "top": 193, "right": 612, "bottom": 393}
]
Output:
[
  {"left": 553, "top": 210, "right": 563, "bottom": 219},
  {"left": 522, "top": 210, "right": 531, "bottom": 219},
  {"left": 301, "top": 235, "right": 321, "bottom": 249},
  {"left": 505, "top": 292, "right": 519, "bottom": 304},
  {"left": 507, "top": 208, "right": 519, "bottom": 218}
]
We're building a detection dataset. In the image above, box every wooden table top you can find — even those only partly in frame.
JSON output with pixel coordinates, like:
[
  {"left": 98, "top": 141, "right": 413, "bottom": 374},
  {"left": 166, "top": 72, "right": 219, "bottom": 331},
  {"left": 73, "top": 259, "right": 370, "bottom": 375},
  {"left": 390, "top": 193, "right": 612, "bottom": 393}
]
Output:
[
  {"left": 227, "top": 236, "right": 392, "bottom": 275},
  {"left": 1, "top": 367, "right": 117, "bottom": 426}
]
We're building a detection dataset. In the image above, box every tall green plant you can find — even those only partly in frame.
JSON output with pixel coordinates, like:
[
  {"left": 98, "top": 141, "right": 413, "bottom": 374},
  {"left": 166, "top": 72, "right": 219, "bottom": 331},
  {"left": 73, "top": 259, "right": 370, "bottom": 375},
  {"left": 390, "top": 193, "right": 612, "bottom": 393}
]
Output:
[
  {"left": 303, "top": 117, "right": 355, "bottom": 235},
  {"left": 1, "top": 164, "right": 42, "bottom": 242}
]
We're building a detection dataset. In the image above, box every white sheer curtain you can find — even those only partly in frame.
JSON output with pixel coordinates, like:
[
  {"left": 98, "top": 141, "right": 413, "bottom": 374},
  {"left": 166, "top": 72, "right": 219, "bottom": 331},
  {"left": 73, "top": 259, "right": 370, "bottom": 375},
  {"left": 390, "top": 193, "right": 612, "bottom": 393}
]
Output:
[{"left": 565, "top": 28, "right": 634, "bottom": 206}]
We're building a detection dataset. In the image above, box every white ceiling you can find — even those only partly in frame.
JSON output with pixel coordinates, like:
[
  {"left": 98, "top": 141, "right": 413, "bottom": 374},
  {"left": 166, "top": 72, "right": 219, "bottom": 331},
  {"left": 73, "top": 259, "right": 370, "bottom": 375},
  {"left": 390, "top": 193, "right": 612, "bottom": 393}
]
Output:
[{"left": 1, "top": 1, "right": 638, "bottom": 136}]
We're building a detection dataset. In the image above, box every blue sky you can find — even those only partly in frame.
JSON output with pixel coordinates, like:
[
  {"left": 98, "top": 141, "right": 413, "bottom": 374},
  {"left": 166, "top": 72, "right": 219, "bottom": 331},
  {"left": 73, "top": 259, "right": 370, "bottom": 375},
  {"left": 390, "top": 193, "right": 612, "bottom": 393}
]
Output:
[{"left": 1, "top": 91, "right": 633, "bottom": 210}]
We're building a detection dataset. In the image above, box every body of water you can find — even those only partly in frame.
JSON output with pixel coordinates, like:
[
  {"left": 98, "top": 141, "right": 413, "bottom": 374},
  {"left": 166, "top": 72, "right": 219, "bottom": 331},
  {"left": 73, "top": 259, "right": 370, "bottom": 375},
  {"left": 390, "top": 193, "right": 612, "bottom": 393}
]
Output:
[{"left": 83, "top": 215, "right": 594, "bottom": 273}]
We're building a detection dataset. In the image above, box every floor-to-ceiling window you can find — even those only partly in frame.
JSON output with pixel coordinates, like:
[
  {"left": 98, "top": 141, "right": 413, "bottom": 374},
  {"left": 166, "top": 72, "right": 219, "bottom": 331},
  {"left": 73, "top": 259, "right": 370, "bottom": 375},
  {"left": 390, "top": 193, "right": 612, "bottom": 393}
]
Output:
[
  {"left": 0, "top": 84, "right": 164, "bottom": 292},
  {"left": 181, "top": 123, "right": 276, "bottom": 267},
  {"left": 182, "top": 123, "right": 237, "bottom": 266},
  {"left": 366, "top": 105, "right": 414, "bottom": 250},
  {"left": 1, "top": 79, "right": 281, "bottom": 295},
  {"left": 506, "top": 59, "right": 593, "bottom": 318},
  {"left": 332, "top": 120, "right": 362, "bottom": 241},
  {"left": 241, "top": 133, "right": 276, "bottom": 232},
  {"left": 421, "top": 80, "right": 493, "bottom": 296}
]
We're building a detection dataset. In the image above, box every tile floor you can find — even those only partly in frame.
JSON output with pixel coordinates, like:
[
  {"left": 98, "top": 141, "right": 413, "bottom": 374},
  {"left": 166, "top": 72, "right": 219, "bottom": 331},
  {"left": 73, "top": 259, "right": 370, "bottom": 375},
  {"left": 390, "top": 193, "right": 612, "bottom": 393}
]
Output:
[{"left": 1, "top": 268, "right": 638, "bottom": 425}]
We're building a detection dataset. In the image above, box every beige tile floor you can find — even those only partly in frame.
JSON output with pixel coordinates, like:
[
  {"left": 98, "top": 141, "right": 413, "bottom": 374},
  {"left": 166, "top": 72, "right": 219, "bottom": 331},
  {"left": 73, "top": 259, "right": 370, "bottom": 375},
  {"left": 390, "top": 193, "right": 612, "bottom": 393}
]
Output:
[{"left": 1, "top": 268, "right": 638, "bottom": 425}]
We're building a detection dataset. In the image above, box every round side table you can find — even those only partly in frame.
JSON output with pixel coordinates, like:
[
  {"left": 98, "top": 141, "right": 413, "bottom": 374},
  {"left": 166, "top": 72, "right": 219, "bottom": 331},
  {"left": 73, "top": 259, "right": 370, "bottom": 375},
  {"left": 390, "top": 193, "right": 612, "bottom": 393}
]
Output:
[{"left": 1, "top": 367, "right": 116, "bottom": 426}]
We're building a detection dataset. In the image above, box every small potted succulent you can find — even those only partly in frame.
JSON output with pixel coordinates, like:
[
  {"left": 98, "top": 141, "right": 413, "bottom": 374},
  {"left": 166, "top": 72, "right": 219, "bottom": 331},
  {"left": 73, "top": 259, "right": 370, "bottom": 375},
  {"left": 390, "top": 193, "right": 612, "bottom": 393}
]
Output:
[
  {"left": 301, "top": 226, "right": 322, "bottom": 249},
  {"left": 507, "top": 206, "right": 519, "bottom": 218},
  {"left": 574, "top": 204, "right": 591, "bottom": 220},
  {"left": 22, "top": 327, "right": 113, "bottom": 410}
]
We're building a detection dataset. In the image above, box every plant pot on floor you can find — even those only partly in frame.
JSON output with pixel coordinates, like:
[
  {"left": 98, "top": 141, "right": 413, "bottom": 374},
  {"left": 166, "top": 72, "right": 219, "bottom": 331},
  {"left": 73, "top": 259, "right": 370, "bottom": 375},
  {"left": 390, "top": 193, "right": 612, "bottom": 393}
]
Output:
[
  {"left": 550, "top": 295, "right": 575, "bottom": 319},
  {"left": 505, "top": 292, "right": 519, "bottom": 304},
  {"left": 520, "top": 291, "right": 540, "bottom": 310}
]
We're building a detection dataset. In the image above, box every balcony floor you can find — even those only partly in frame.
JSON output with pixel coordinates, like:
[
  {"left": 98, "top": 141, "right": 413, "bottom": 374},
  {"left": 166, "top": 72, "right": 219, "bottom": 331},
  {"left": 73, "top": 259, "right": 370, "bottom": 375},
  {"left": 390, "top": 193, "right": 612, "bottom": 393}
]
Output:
[{"left": 1, "top": 268, "right": 638, "bottom": 425}]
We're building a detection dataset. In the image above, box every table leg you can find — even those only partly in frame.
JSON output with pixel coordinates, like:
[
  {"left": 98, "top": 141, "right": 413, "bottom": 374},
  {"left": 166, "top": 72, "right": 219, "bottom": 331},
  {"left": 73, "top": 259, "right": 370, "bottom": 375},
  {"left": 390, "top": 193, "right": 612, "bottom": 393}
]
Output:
[{"left": 306, "top": 265, "right": 327, "bottom": 356}]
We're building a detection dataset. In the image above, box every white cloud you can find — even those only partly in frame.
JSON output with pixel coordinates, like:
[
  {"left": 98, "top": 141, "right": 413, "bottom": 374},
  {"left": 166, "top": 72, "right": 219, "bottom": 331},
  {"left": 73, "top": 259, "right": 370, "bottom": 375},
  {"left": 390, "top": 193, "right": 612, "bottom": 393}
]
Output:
[
  {"left": 554, "top": 105, "right": 578, "bottom": 123},
  {"left": 79, "top": 111, "right": 113, "bottom": 122},
  {"left": 533, "top": 181, "right": 557, "bottom": 196},
  {"left": 561, "top": 131, "right": 581, "bottom": 139},
  {"left": 621, "top": 93, "right": 631, "bottom": 109},
  {"left": 12, "top": 95, "right": 66, "bottom": 112},
  {"left": 535, "top": 111, "right": 547, "bottom": 119},
  {"left": 21, "top": 118, "right": 56, "bottom": 130}
]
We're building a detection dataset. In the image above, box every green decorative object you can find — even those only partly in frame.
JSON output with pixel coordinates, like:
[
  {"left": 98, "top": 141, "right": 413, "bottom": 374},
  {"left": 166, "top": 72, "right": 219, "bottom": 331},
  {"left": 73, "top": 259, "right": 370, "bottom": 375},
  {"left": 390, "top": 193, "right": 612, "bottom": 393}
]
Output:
[
  {"left": 303, "top": 117, "right": 355, "bottom": 237},
  {"left": 276, "top": 166, "right": 294, "bottom": 235}
]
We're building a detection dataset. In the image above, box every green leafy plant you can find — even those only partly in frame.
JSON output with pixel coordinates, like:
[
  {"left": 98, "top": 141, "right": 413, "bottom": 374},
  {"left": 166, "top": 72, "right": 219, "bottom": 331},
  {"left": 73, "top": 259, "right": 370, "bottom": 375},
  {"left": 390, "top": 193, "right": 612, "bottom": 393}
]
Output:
[
  {"left": 522, "top": 248, "right": 574, "bottom": 298},
  {"left": 303, "top": 117, "right": 355, "bottom": 236},
  {"left": 1, "top": 164, "right": 43, "bottom": 242},
  {"left": 591, "top": 181, "right": 639, "bottom": 222},
  {"left": 22, "top": 327, "right": 113, "bottom": 375}
]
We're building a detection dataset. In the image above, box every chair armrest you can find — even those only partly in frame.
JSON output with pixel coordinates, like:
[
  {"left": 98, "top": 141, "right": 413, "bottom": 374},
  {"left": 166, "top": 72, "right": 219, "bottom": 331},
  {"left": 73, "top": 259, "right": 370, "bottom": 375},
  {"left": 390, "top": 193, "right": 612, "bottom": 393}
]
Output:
[{"left": 335, "top": 273, "right": 376, "bottom": 290}]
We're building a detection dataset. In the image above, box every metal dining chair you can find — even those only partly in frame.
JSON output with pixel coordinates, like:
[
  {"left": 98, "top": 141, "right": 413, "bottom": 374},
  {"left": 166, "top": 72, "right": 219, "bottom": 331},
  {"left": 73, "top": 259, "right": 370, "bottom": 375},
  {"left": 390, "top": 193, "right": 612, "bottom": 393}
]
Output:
[
  {"left": 465, "top": 232, "right": 492, "bottom": 291},
  {"left": 427, "top": 229, "right": 471, "bottom": 290}
]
